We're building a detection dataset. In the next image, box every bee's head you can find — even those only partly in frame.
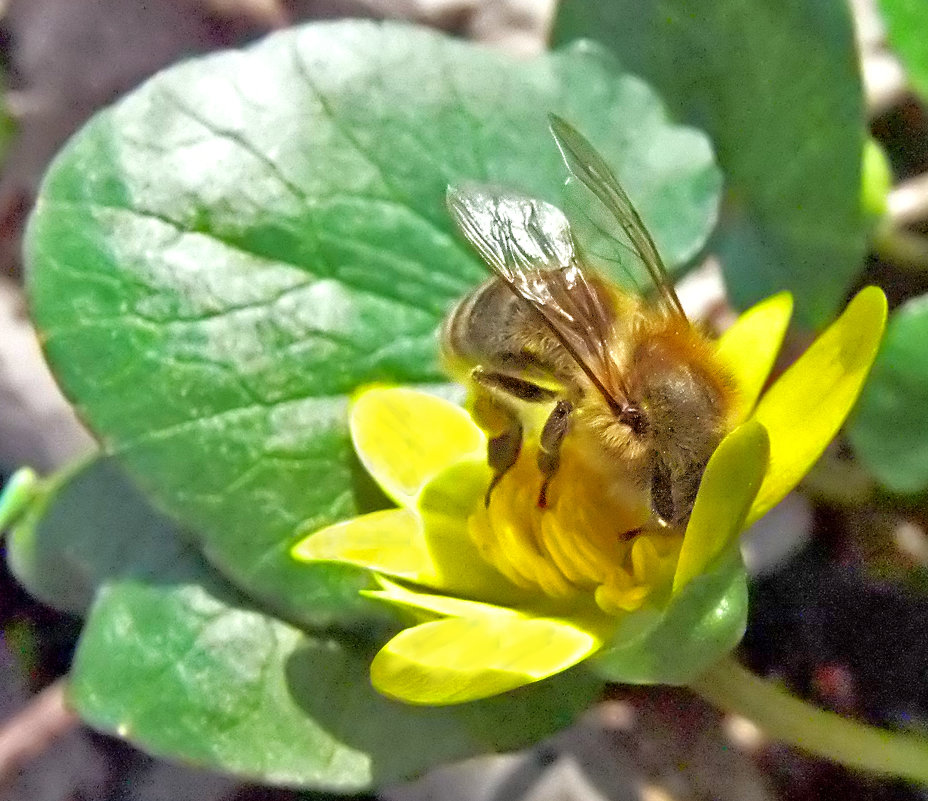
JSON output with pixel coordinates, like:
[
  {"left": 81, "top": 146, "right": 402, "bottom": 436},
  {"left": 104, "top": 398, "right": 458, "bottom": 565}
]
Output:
[
  {"left": 579, "top": 321, "right": 737, "bottom": 529},
  {"left": 623, "top": 335, "right": 736, "bottom": 528}
]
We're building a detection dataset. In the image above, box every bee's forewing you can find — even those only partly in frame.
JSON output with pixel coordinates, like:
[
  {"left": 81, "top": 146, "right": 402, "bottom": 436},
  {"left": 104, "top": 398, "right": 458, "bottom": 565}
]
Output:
[
  {"left": 548, "top": 114, "right": 685, "bottom": 318},
  {"left": 446, "top": 183, "right": 629, "bottom": 408},
  {"left": 446, "top": 185, "right": 574, "bottom": 285}
]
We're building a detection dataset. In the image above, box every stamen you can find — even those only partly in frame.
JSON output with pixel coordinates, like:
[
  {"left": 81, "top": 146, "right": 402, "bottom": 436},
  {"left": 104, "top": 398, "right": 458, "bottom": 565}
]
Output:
[
  {"left": 466, "top": 443, "right": 684, "bottom": 614},
  {"left": 595, "top": 578, "right": 651, "bottom": 613}
]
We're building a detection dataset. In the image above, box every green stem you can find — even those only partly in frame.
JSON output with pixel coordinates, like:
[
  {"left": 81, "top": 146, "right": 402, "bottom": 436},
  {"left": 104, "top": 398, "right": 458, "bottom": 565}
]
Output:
[
  {"left": 691, "top": 656, "right": 928, "bottom": 783},
  {"left": 0, "top": 468, "right": 39, "bottom": 532}
]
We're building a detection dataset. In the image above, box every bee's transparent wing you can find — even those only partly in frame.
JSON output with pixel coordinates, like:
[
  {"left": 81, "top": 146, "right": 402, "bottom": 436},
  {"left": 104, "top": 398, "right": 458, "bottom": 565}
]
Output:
[
  {"left": 446, "top": 184, "right": 575, "bottom": 284},
  {"left": 548, "top": 114, "right": 686, "bottom": 318},
  {"left": 447, "top": 184, "right": 628, "bottom": 408},
  {"left": 561, "top": 177, "right": 648, "bottom": 291}
]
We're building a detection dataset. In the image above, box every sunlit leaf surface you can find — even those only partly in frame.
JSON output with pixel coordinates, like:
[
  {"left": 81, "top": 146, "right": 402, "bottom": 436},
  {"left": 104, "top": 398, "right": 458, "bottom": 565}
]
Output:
[
  {"left": 553, "top": 0, "right": 865, "bottom": 327},
  {"left": 27, "top": 21, "right": 721, "bottom": 624}
]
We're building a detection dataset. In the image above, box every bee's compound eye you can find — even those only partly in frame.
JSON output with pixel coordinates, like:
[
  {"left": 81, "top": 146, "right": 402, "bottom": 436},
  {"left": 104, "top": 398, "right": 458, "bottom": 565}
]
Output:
[{"left": 650, "top": 460, "right": 675, "bottom": 525}]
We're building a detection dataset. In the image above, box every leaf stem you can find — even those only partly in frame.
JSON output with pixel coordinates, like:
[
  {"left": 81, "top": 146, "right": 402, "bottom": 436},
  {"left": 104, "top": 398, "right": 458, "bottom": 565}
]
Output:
[{"left": 691, "top": 656, "right": 928, "bottom": 783}]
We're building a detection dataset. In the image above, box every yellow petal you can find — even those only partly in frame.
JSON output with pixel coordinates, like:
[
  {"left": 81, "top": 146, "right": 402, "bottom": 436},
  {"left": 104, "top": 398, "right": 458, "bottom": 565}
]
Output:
[
  {"left": 291, "top": 508, "right": 432, "bottom": 582},
  {"left": 595, "top": 579, "right": 651, "bottom": 614},
  {"left": 715, "top": 292, "right": 793, "bottom": 420},
  {"left": 746, "top": 286, "right": 887, "bottom": 525},
  {"left": 351, "top": 387, "right": 485, "bottom": 507},
  {"left": 673, "top": 420, "right": 769, "bottom": 593},
  {"left": 369, "top": 614, "right": 602, "bottom": 704},
  {"left": 361, "top": 574, "right": 522, "bottom": 619},
  {"left": 417, "top": 459, "right": 535, "bottom": 606}
]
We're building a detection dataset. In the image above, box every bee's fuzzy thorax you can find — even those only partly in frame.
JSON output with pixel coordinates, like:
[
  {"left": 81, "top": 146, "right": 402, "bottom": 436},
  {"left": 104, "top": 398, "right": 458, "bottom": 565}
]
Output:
[{"left": 630, "top": 313, "right": 738, "bottom": 419}]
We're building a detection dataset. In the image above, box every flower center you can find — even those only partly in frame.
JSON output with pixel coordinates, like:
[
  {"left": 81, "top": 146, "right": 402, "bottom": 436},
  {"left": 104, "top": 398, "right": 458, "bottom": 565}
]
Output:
[{"left": 467, "top": 441, "right": 683, "bottom": 614}]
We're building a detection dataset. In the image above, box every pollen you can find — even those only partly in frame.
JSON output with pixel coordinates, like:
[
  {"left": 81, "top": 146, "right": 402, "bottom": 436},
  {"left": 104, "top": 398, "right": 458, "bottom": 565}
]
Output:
[{"left": 466, "top": 443, "right": 683, "bottom": 615}]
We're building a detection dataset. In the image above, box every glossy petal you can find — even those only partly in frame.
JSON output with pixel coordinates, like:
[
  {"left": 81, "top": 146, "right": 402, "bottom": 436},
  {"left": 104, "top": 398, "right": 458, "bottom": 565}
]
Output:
[
  {"left": 369, "top": 614, "right": 602, "bottom": 705},
  {"left": 715, "top": 292, "right": 793, "bottom": 420},
  {"left": 291, "top": 509, "right": 433, "bottom": 582},
  {"left": 362, "top": 575, "right": 524, "bottom": 619},
  {"left": 747, "top": 286, "right": 887, "bottom": 525},
  {"left": 351, "top": 388, "right": 486, "bottom": 507},
  {"left": 672, "top": 421, "right": 769, "bottom": 593},
  {"left": 417, "top": 460, "right": 533, "bottom": 605}
]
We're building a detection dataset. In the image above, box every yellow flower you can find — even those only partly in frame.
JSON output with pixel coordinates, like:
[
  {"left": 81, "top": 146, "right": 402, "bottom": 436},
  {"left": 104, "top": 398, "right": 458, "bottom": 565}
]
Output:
[{"left": 293, "top": 288, "right": 886, "bottom": 705}]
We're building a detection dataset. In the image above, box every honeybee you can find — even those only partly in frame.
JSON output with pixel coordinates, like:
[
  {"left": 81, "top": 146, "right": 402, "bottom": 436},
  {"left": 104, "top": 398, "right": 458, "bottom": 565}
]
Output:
[{"left": 441, "top": 114, "right": 738, "bottom": 530}]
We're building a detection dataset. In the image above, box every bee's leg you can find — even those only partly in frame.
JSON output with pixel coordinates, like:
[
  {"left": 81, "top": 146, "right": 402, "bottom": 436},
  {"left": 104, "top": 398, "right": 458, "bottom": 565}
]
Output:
[
  {"left": 485, "top": 427, "right": 522, "bottom": 507},
  {"left": 470, "top": 368, "right": 559, "bottom": 404},
  {"left": 470, "top": 368, "right": 557, "bottom": 506},
  {"left": 537, "top": 400, "right": 573, "bottom": 508}
]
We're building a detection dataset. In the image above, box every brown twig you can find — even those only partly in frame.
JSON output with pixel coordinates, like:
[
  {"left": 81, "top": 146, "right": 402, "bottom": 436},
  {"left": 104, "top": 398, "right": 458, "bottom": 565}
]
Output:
[
  {"left": 0, "top": 678, "right": 80, "bottom": 790},
  {"left": 872, "top": 222, "right": 928, "bottom": 272},
  {"left": 888, "top": 172, "right": 928, "bottom": 229},
  {"left": 172, "top": 0, "right": 290, "bottom": 33}
]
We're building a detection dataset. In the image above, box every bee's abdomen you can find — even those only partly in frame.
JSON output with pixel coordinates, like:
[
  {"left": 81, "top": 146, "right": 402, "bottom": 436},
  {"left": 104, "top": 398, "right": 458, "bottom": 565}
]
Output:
[{"left": 441, "top": 278, "right": 541, "bottom": 380}]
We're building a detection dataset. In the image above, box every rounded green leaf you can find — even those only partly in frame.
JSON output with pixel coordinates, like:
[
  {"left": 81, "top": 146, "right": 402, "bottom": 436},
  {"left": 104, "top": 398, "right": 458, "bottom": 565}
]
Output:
[
  {"left": 69, "top": 556, "right": 603, "bottom": 790},
  {"left": 17, "top": 456, "right": 602, "bottom": 788},
  {"left": 26, "top": 21, "right": 721, "bottom": 624},
  {"left": 880, "top": 0, "right": 928, "bottom": 100},
  {"left": 553, "top": 0, "right": 866, "bottom": 328},
  {"left": 6, "top": 458, "right": 191, "bottom": 616},
  {"left": 849, "top": 293, "right": 928, "bottom": 493}
]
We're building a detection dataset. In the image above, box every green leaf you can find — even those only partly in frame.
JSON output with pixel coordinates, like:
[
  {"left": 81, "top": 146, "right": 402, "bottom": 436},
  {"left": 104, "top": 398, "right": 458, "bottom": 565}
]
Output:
[
  {"left": 6, "top": 455, "right": 372, "bottom": 622},
  {"left": 848, "top": 295, "right": 928, "bottom": 493},
  {"left": 553, "top": 0, "right": 866, "bottom": 328},
  {"left": 69, "top": 553, "right": 601, "bottom": 790},
  {"left": 592, "top": 553, "right": 748, "bottom": 685},
  {"left": 6, "top": 458, "right": 190, "bottom": 616},
  {"left": 880, "top": 0, "right": 928, "bottom": 100},
  {"left": 13, "top": 456, "right": 600, "bottom": 788},
  {"left": 26, "top": 21, "right": 721, "bottom": 624}
]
